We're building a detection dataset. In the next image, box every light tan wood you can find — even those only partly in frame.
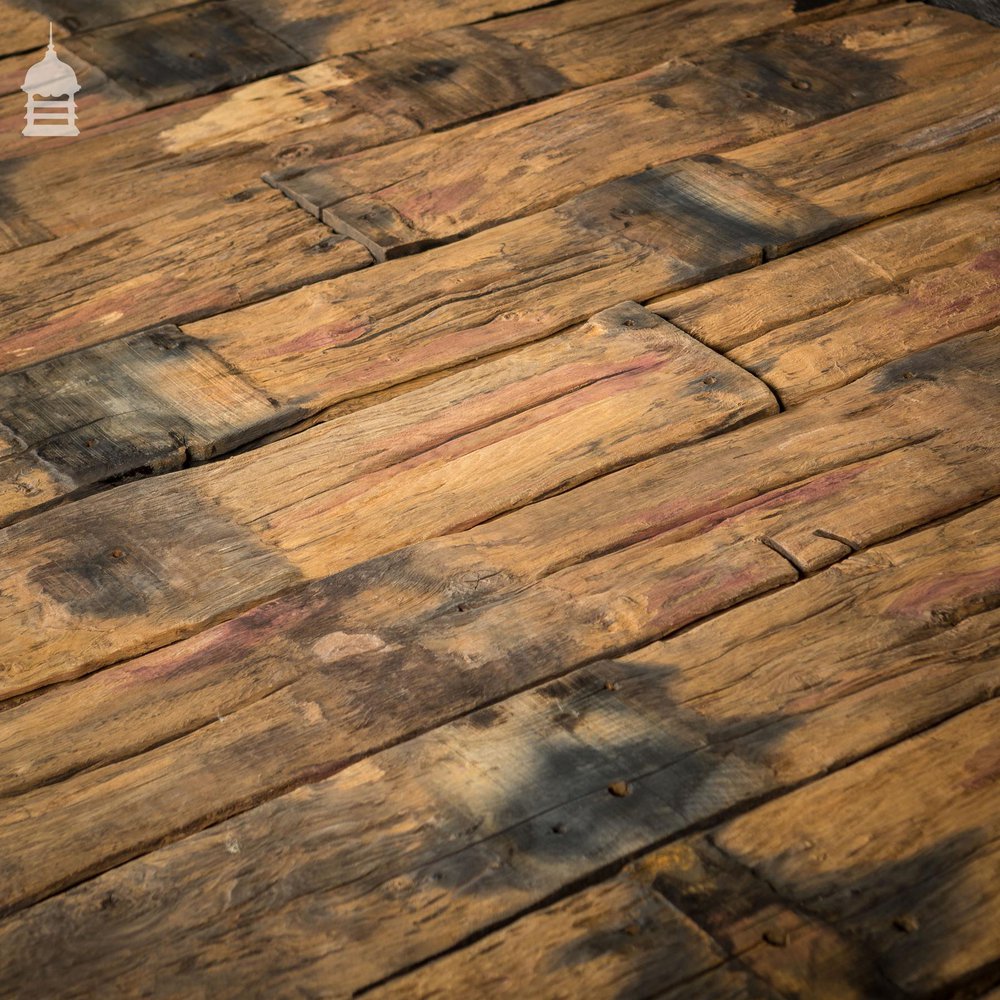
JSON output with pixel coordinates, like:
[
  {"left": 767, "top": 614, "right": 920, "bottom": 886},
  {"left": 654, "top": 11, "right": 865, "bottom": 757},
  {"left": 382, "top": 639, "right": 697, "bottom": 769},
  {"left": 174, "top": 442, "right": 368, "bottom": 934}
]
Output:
[
  {"left": 0, "top": 188, "right": 370, "bottom": 376},
  {"left": 272, "top": 12, "right": 1000, "bottom": 259},
  {"left": 651, "top": 183, "right": 999, "bottom": 352}
]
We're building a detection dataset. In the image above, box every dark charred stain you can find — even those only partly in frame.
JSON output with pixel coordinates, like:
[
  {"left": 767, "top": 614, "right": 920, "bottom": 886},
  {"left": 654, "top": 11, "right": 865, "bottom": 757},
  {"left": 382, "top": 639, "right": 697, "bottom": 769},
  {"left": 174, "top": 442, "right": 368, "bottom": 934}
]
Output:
[
  {"left": 305, "top": 235, "right": 344, "bottom": 254},
  {"left": 0, "top": 162, "right": 54, "bottom": 252},
  {"left": 650, "top": 93, "right": 674, "bottom": 110},
  {"left": 23, "top": 486, "right": 302, "bottom": 620},
  {"left": 792, "top": 0, "right": 839, "bottom": 10},
  {"left": 408, "top": 58, "right": 460, "bottom": 85},
  {"left": 65, "top": 4, "right": 303, "bottom": 105},
  {"left": 463, "top": 704, "right": 506, "bottom": 729},
  {"left": 0, "top": 325, "right": 301, "bottom": 496},
  {"left": 226, "top": 189, "right": 256, "bottom": 204},
  {"left": 714, "top": 29, "right": 904, "bottom": 120},
  {"left": 569, "top": 158, "right": 840, "bottom": 267},
  {"left": 27, "top": 533, "right": 158, "bottom": 617}
]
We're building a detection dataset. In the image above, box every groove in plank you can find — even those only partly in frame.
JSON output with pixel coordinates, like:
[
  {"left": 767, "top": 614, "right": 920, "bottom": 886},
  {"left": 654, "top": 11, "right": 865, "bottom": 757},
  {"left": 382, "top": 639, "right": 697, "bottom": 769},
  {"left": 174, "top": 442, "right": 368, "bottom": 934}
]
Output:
[{"left": 0, "top": 502, "right": 996, "bottom": 995}]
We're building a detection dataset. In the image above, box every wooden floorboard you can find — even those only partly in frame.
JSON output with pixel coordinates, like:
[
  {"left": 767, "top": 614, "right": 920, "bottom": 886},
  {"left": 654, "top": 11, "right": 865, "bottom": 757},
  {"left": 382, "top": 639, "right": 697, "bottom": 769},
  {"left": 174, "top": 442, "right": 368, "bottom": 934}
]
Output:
[{"left": 0, "top": 0, "right": 998, "bottom": 995}]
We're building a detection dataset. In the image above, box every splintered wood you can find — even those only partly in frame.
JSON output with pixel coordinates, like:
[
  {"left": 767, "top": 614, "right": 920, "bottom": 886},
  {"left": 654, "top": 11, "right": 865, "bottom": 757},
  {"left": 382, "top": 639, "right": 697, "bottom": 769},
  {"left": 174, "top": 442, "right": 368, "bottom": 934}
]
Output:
[{"left": 0, "top": 0, "right": 998, "bottom": 996}]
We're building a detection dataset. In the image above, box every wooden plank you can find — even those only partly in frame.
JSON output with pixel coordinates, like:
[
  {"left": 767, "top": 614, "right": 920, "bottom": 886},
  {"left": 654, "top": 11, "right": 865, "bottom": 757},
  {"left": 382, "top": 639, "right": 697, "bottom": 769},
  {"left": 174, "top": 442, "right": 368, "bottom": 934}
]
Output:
[
  {"left": 0, "top": 503, "right": 996, "bottom": 994},
  {"left": 488, "top": 0, "right": 889, "bottom": 89},
  {"left": 710, "top": 698, "right": 1000, "bottom": 995},
  {"left": 365, "top": 877, "right": 779, "bottom": 1000},
  {"left": 230, "top": 0, "right": 595, "bottom": 63},
  {"left": 0, "top": 186, "right": 51, "bottom": 253},
  {"left": 0, "top": 0, "right": 899, "bottom": 233},
  {"left": 0, "top": 323, "right": 303, "bottom": 518},
  {"left": 1, "top": 325, "right": 996, "bottom": 703},
  {"left": 64, "top": 2, "right": 305, "bottom": 109},
  {"left": 725, "top": 62, "right": 1000, "bottom": 224},
  {"left": 638, "top": 837, "right": 906, "bottom": 1000},
  {"left": 650, "top": 183, "right": 999, "bottom": 352},
  {"left": 0, "top": 187, "right": 371, "bottom": 376},
  {"left": 271, "top": 15, "right": 1000, "bottom": 259},
  {"left": 650, "top": 185, "right": 1000, "bottom": 406},
  {"left": 36, "top": 0, "right": 203, "bottom": 33},
  {"left": 0, "top": 303, "right": 778, "bottom": 683},
  {"left": 268, "top": 14, "right": 911, "bottom": 258}
]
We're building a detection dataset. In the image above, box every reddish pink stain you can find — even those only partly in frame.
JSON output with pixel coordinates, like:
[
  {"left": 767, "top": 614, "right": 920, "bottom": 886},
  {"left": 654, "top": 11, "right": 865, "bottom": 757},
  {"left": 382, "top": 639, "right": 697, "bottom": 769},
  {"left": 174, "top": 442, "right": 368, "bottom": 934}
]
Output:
[
  {"left": 396, "top": 176, "right": 484, "bottom": 227},
  {"left": 258, "top": 320, "right": 370, "bottom": 359},
  {"left": 970, "top": 248, "right": 1000, "bottom": 274},
  {"left": 959, "top": 739, "right": 1000, "bottom": 793}
]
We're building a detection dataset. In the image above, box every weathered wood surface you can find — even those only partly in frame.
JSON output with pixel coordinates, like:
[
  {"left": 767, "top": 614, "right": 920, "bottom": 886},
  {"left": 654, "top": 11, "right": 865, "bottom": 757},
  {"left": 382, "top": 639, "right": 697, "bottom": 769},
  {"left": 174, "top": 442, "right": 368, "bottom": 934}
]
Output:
[
  {"left": 368, "top": 877, "right": 780, "bottom": 1000},
  {"left": 271, "top": 12, "right": 1000, "bottom": 258},
  {"left": 707, "top": 697, "right": 1000, "bottom": 996},
  {"left": 0, "top": 189, "right": 370, "bottom": 377},
  {"left": 64, "top": 2, "right": 305, "bottom": 109},
  {"left": 646, "top": 838, "right": 892, "bottom": 1000},
  {"left": 0, "top": 0, "right": 899, "bottom": 369},
  {"left": 0, "top": 1, "right": 65, "bottom": 57},
  {"left": 653, "top": 183, "right": 1000, "bottom": 404},
  {"left": 1, "top": 325, "right": 996, "bottom": 704},
  {"left": 0, "top": 500, "right": 995, "bottom": 996},
  {"left": 0, "top": 303, "right": 779, "bottom": 683},
  {"left": 1, "top": 3, "right": 998, "bottom": 994},
  {"left": 0, "top": 337, "right": 996, "bottom": 905},
  {"left": 651, "top": 183, "right": 999, "bottom": 351}
]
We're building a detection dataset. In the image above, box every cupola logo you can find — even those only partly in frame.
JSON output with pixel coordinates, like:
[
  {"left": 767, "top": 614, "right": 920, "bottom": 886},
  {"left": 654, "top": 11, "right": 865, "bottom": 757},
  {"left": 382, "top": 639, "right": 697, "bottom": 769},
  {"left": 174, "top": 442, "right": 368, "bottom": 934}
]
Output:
[{"left": 21, "top": 24, "right": 80, "bottom": 137}]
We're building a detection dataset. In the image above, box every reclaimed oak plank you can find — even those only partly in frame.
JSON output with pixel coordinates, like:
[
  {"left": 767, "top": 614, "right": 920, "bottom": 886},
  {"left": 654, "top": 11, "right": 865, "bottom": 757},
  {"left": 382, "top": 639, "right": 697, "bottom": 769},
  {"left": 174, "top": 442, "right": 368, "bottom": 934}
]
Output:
[
  {"left": 652, "top": 185, "right": 1000, "bottom": 406},
  {"left": 0, "top": 1, "right": 65, "bottom": 57},
  {"left": 0, "top": 303, "right": 778, "bottom": 686},
  {"left": 1, "top": 326, "right": 996, "bottom": 702},
  {"left": 650, "top": 183, "right": 999, "bottom": 352},
  {"left": 709, "top": 698, "right": 1000, "bottom": 995},
  {"left": 0, "top": 503, "right": 996, "bottom": 994},
  {"left": 0, "top": 188, "right": 371, "bottom": 377},
  {"left": 366, "top": 877, "right": 779, "bottom": 1000},
  {"left": 271, "top": 14, "right": 1000, "bottom": 258},
  {"left": 63, "top": 2, "right": 305, "bottom": 109}
]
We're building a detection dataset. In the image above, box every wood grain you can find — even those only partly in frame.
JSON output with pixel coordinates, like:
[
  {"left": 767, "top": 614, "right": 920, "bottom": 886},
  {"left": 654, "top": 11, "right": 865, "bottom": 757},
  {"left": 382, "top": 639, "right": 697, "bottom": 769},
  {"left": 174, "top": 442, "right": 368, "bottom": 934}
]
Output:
[
  {"left": 712, "top": 698, "right": 1000, "bottom": 995},
  {"left": 0, "top": 501, "right": 995, "bottom": 996},
  {"left": 64, "top": 2, "right": 305, "bottom": 109},
  {"left": 271, "top": 11, "right": 1000, "bottom": 258},
  {"left": 0, "top": 188, "right": 371, "bottom": 377},
  {"left": 367, "top": 877, "right": 779, "bottom": 1000},
  {"left": 0, "top": 303, "right": 778, "bottom": 687},
  {"left": 651, "top": 183, "right": 999, "bottom": 352},
  {"left": 2, "top": 324, "right": 996, "bottom": 703}
]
